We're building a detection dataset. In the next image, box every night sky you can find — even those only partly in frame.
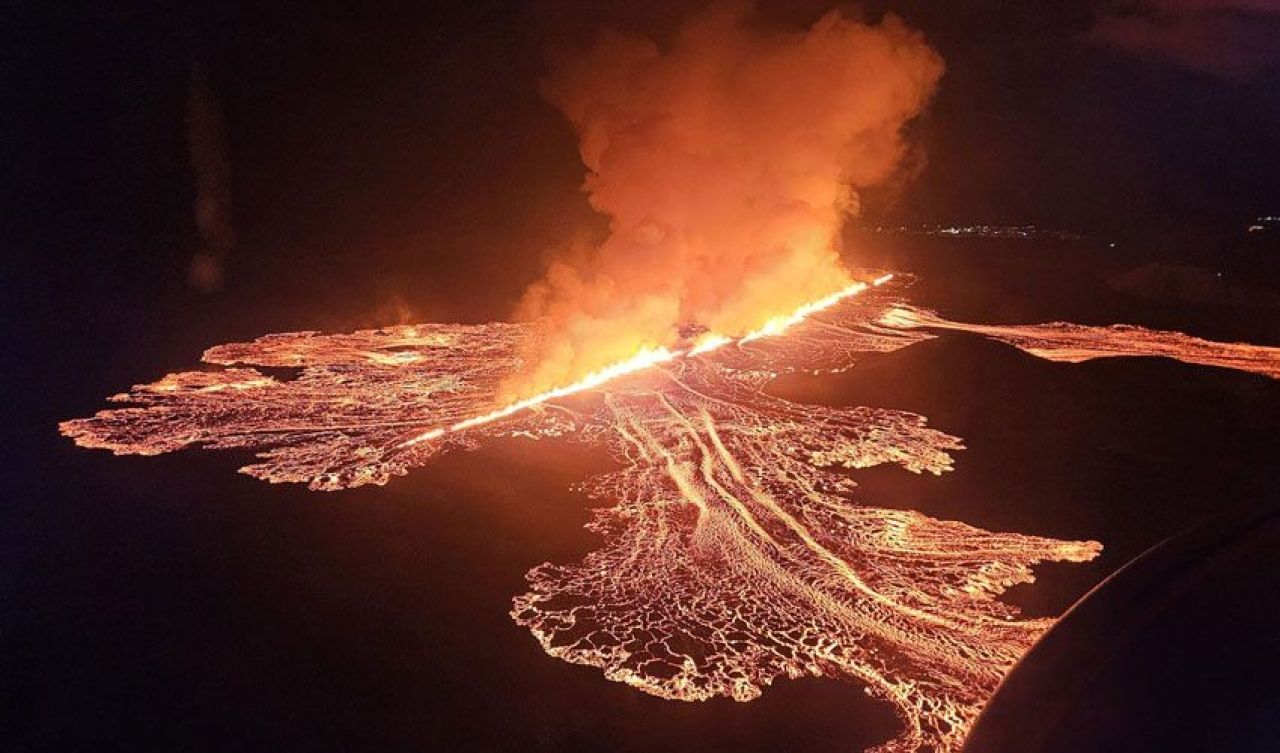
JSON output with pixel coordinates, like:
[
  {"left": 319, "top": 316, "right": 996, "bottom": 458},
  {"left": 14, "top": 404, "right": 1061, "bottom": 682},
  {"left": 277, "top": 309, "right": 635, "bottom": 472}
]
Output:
[{"left": 8, "top": 2, "right": 1280, "bottom": 322}]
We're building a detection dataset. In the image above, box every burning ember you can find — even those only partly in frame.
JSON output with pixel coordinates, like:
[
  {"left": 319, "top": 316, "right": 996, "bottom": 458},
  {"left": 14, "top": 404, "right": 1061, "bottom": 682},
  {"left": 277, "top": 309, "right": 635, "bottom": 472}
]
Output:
[{"left": 60, "top": 274, "right": 1280, "bottom": 752}]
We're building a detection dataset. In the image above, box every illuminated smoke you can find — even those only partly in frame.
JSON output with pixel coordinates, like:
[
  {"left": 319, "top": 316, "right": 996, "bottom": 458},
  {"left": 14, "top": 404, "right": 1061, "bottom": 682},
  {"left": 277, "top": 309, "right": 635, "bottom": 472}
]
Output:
[{"left": 508, "top": 4, "right": 944, "bottom": 399}]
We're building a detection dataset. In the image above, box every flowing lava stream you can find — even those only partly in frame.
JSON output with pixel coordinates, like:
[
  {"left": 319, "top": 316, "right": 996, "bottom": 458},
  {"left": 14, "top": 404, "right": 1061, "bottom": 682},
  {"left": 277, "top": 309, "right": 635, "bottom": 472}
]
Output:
[
  {"left": 401, "top": 274, "right": 892, "bottom": 447},
  {"left": 61, "top": 274, "right": 1280, "bottom": 752}
]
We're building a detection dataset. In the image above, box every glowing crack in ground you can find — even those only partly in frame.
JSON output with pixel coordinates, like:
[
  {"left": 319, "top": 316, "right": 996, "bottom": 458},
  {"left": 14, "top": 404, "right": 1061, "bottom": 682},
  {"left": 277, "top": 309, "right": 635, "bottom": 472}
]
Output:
[{"left": 61, "top": 276, "right": 1280, "bottom": 752}]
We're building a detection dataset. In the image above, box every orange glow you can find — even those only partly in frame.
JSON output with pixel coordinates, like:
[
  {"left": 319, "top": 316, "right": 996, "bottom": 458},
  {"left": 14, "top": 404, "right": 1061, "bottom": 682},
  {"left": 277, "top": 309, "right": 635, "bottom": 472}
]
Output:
[
  {"left": 688, "top": 332, "right": 733, "bottom": 355},
  {"left": 508, "top": 6, "right": 944, "bottom": 401},
  {"left": 739, "top": 279, "right": 879, "bottom": 343},
  {"left": 402, "top": 345, "right": 677, "bottom": 446},
  {"left": 404, "top": 274, "right": 894, "bottom": 446}
]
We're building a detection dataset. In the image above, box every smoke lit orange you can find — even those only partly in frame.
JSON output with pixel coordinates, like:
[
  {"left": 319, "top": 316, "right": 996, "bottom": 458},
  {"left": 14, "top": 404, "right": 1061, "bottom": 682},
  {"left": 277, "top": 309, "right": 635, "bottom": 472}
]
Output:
[{"left": 508, "top": 6, "right": 945, "bottom": 399}]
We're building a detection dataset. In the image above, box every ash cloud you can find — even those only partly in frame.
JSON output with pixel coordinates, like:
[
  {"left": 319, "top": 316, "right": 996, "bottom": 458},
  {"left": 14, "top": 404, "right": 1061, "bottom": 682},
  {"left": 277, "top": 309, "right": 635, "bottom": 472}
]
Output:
[{"left": 507, "top": 3, "right": 943, "bottom": 398}]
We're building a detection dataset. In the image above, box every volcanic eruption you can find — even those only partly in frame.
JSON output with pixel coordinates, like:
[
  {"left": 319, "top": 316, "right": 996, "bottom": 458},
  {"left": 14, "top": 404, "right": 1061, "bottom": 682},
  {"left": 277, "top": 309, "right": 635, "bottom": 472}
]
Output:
[
  {"left": 505, "top": 4, "right": 944, "bottom": 400},
  {"left": 57, "top": 6, "right": 1280, "bottom": 753}
]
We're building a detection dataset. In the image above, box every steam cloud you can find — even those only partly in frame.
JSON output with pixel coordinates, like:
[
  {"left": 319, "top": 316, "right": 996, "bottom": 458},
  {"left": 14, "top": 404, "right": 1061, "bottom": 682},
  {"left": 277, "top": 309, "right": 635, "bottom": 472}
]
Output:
[{"left": 508, "top": 3, "right": 943, "bottom": 399}]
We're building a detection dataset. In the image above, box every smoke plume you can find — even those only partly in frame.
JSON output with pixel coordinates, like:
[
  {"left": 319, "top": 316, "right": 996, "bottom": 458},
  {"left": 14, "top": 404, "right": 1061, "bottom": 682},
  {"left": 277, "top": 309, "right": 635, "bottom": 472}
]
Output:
[{"left": 508, "top": 3, "right": 943, "bottom": 398}]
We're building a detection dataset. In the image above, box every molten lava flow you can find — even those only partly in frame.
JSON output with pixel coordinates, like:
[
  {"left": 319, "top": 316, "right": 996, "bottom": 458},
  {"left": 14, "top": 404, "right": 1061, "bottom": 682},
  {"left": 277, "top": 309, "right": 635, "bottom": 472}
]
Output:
[
  {"left": 401, "top": 345, "right": 677, "bottom": 447},
  {"left": 403, "top": 276, "right": 894, "bottom": 447},
  {"left": 740, "top": 280, "right": 868, "bottom": 342},
  {"left": 881, "top": 305, "right": 1280, "bottom": 379},
  {"left": 61, "top": 275, "right": 1280, "bottom": 752}
]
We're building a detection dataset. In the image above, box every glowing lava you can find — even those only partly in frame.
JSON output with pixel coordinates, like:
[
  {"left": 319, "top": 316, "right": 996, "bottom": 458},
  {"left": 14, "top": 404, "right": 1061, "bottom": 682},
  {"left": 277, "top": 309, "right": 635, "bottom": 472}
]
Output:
[
  {"left": 60, "top": 275, "right": 1280, "bottom": 752},
  {"left": 402, "top": 345, "right": 678, "bottom": 446},
  {"left": 404, "top": 276, "right": 894, "bottom": 446},
  {"left": 882, "top": 305, "right": 1280, "bottom": 379}
]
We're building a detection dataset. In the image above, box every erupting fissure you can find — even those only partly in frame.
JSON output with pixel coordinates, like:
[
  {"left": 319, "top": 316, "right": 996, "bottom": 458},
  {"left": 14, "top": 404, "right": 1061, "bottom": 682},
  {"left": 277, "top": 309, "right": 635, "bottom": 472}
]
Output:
[
  {"left": 61, "top": 274, "right": 1280, "bottom": 752},
  {"left": 506, "top": 5, "right": 945, "bottom": 399},
  {"left": 402, "top": 275, "right": 891, "bottom": 448}
]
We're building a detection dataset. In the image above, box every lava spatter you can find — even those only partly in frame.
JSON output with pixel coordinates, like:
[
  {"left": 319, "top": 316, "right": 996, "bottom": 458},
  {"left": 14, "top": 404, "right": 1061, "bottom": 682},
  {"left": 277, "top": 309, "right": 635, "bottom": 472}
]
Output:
[{"left": 61, "top": 277, "right": 1280, "bottom": 751}]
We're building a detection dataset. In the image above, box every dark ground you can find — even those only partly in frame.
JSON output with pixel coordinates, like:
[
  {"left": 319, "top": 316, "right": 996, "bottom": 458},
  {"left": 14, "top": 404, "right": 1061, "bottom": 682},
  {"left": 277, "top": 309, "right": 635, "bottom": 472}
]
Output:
[{"left": 964, "top": 500, "right": 1280, "bottom": 753}]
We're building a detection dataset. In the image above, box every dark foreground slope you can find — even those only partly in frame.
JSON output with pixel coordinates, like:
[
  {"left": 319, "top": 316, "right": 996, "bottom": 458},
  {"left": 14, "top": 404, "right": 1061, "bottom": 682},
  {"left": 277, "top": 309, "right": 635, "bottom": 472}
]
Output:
[{"left": 964, "top": 501, "right": 1280, "bottom": 753}]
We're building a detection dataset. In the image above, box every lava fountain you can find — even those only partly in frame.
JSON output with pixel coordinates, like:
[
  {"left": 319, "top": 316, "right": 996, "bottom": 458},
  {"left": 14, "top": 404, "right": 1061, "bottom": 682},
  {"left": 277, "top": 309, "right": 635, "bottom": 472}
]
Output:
[{"left": 60, "top": 273, "right": 1280, "bottom": 752}]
